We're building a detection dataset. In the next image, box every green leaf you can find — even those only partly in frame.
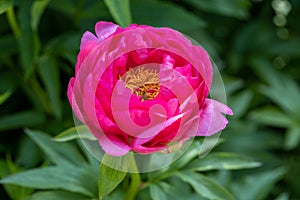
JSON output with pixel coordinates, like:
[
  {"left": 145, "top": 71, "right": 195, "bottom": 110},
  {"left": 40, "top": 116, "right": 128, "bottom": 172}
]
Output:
[
  {"left": 0, "top": 0, "right": 13, "bottom": 14},
  {"left": 265, "top": 37, "right": 300, "bottom": 57},
  {"left": 38, "top": 55, "right": 62, "bottom": 119},
  {"left": 176, "top": 171, "right": 234, "bottom": 200},
  {"left": 274, "top": 193, "right": 289, "bottom": 200},
  {"left": 250, "top": 106, "right": 293, "bottom": 128},
  {"left": 53, "top": 125, "right": 97, "bottom": 142},
  {"left": 0, "top": 158, "right": 33, "bottom": 200},
  {"left": 98, "top": 154, "right": 128, "bottom": 199},
  {"left": 186, "top": 152, "right": 261, "bottom": 171},
  {"left": 224, "top": 77, "right": 244, "bottom": 96},
  {"left": 48, "top": 0, "right": 76, "bottom": 16},
  {"left": 184, "top": 0, "right": 251, "bottom": 19},
  {"left": 0, "top": 90, "right": 12, "bottom": 105},
  {"left": 104, "top": 0, "right": 132, "bottom": 27},
  {"left": 171, "top": 141, "right": 202, "bottom": 170},
  {"left": 0, "top": 35, "right": 18, "bottom": 57},
  {"left": 131, "top": 0, "right": 206, "bottom": 32},
  {"left": 32, "top": 191, "right": 88, "bottom": 200},
  {"left": 230, "top": 89, "right": 253, "bottom": 118},
  {"left": 0, "top": 111, "right": 46, "bottom": 131},
  {"left": 45, "top": 32, "right": 80, "bottom": 65},
  {"left": 18, "top": 0, "right": 40, "bottom": 78},
  {"left": 31, "top": 0, "right": 51, "bottom": 31},
  {"left": 16, "top": 136, "right": 41, "bottom": 168},
  {"left": 231, "top": 168, "right": 285, "bottom": 200},
  {"left": 250, "top": 57, "right": 300, "bottom": 118},
  {"left": 0, "top": 166, "right": 95, "bottom": 197},
  {"left": 149, "top": 182, "right": 170, "bottom": 200},
  {"left": 284, "top": 125, "right": 300, "bottom": 150},
  {"left": 25, "top": 129, "right": 86, "bottom": 166}
]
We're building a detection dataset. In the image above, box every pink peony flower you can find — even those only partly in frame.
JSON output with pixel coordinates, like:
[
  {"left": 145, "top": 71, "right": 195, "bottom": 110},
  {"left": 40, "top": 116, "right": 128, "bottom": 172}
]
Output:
[{"left": 67, "top": 21, "right": 233, "bottom": 156}]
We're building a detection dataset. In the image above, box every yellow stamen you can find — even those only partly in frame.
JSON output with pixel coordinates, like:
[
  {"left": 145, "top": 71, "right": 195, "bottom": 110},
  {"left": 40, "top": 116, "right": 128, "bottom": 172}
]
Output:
[{"left": 123, "top": 67, "right": 160, "bottom": 100}]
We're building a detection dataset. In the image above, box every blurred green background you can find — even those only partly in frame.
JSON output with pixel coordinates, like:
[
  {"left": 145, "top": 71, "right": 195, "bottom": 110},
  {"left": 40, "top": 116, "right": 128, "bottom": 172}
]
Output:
[{"left": 0, "top": 0, "right": 300, "bottom": 199}]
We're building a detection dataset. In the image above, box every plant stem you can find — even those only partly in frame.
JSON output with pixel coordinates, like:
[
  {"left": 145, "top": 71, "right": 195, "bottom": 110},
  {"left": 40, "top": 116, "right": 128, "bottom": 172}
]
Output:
[
  {"left": 125, "top": 153, "right": 141, "bottom": 200},
  {"left": 6, "top": 6, "right": 20, "bottom": 38}
]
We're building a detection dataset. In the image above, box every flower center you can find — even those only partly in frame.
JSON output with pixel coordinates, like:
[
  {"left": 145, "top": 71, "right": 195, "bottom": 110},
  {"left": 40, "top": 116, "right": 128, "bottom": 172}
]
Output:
[{"left": 123, "top": 67, "right": 160, "bottom": 101}]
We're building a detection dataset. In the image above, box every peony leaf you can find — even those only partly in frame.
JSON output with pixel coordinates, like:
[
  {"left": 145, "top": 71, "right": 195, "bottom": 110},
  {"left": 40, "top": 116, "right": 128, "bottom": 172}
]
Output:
[
  {"left": 104, "top": 0, "right": 132, "bottom": 27},
  {"left": 250, "top": 106, "right": 293, "bottom": 128},
  {"left": 176, "top": 171, "right": 234, "bottom": 200},
  {"left": 0, "top": 111, "right": 45, "bottom": 131},
  {"left": 149, "top": 182, "right": 171, "bottom": 200},
  {"left": 186, "top": 152, "right": 261, "bottom": 171},
  {"left": 18, "top": 0, "right": 40, "bottom": 78},
  {"left": 98, "top": 154, "right": 128, "bottom": 199},
  {"left": 25, "top": 129, "right": 86, "bottom": 166},
  {"left": 131, "top": 0, "right": 206, "bottom": 32},
  {"left": 231, "top": 168, "right": 285, "bottom": 200},
  {"left": 0, "top": 90, "right": 12, "bottom": 105},
  {"left": 284, "top": 125, "right": 300, "bottom": 150},
  {"left": 0, "top": 158, "right": 33, "bottom": 200},
  {"left": 32, "top": 191, "right": 88, "bottom": 200},
  {"left": 184, "top": 0, "right": 251, "bottom": 19},
  {"left": 0, "top": 0, "right": 13, "bottom": 14},
  {"left": 229, "top": 89, "right": 253, "bottom": 118},
  {"left": 53, "top": 125, "right": 97, "bottom": 142},
  {"left": 31, "top": 0, "right": 51, "bottom": 31},
  {"left": 0, "top": 166, "right": 95, "bottom": 197},
  {"left": 38, "top": 55, "right": 62, "bottom": 119}
]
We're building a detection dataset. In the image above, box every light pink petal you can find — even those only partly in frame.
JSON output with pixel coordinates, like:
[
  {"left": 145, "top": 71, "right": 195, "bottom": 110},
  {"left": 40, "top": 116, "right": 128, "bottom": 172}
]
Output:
[
  {"left": 80, "top": 31, "right": 98, "bottom": 49},
  {"left": 95, "top": 21, "right": 119, "bottom": 42},
  {"left": 197, "top": 99, "right": 233, "bottom": 136}
]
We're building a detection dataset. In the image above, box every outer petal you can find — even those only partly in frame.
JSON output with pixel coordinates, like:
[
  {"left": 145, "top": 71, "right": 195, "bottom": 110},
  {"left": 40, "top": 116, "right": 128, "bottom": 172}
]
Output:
[
  {"left": 67, "top": 78, "right": 84, "bottom": 122},
  {"left": 95, "top": 21, "right": 119, "bottom": 42},
  {"left": 80, "top": 31, "right": 98, "bottom": 49},
  {"left": 88, "top": 126, "right": 131, "bottom": 157},
  {"left": 197, "top": 99, "right": 233, "bottom": 136},
  {"left": 75, "top": 41, "right": 98, "bottom": 74}
]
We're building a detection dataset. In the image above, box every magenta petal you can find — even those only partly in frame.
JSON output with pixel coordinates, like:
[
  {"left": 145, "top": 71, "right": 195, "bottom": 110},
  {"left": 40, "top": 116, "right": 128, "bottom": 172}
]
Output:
[
  {"left": 88, "top": 126, "right": 131, "bottom": 157},
  {"left": 67, "top": 78, "right": 84, "bottom": 122},
  {"left": 197, "top": 99, "right": 233, "bottom": 136},
  {"left": 133, "top": 145, "right": 165, "bottom": 154},
  {"left": 95, "top": 21, "right": 119, "bottom": 42}
]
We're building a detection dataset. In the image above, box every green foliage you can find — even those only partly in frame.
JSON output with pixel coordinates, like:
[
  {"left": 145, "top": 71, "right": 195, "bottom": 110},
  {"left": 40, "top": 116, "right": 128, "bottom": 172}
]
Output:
[
  {"left": 98, "top": 154, "right": 127, "bottom": 199},
  {"left": 0, "top": 0, "right": 13, "bottom": 14},
  {"left": 1, "top": 130, "right": 98, "bottom": 198},
  {"left": 176, "top": 171, "right": 234, "bottom": 200},
  {"left": 1, "top": 0, "right": 300, "bottom": 199},
  {"left": 104, "top": 0, "right": 132, "bottom": 27},
  {"left": 184, "top": 0, "right": 251, "bottom": 19},
  {"left": 231, "top": 168, "right": 285, "bottom": 200},
  {"left": 53, "top": 125, "right": 97, "bottom": 142}
]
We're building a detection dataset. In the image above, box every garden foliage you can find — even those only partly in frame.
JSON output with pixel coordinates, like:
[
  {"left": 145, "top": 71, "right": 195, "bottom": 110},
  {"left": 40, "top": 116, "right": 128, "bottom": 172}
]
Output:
[{"left": 0, "top": 0, "right": 300, "bottom": 199}]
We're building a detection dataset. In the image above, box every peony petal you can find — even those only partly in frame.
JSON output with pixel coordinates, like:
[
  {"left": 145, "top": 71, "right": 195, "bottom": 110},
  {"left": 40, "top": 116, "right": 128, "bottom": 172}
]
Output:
[
  {"left": 88, "top": 126, "right": 131, "bottom": 157},
  {"left": 197, "top": 99, "right": 233, "bottom": 136},
  {"left": 67, "top": 78, "right": 84, "bottom": 122},
  {"left": 133, "top": 145, "right": 165, "bottom": 154},
  {"left": 80, "top": 31, "right": 98, "bottom": 49},
  {"left": 95, "top": 21, "right": 119, "bottom": 42}
]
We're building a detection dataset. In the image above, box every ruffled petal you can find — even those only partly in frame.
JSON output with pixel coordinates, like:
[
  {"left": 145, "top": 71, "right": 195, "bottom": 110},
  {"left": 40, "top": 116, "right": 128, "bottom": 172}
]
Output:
[
  {"left": 80, "top": 31, "right": 98, "bottom": 49},
  {"left": 95, "top": 21, "right": 119, "bottom": 42},
  {"left": 197, "top": 99, "right": 233, "bottom": 136}
]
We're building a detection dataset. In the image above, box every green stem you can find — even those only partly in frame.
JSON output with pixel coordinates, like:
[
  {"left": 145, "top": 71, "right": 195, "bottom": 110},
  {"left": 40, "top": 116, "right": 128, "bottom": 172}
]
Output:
[
  {"left": 124, "top": 154, "right": 141, "bottom": 200},
  {"left": 6, "top": 6, "right": 20, "bottom": 38}
]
